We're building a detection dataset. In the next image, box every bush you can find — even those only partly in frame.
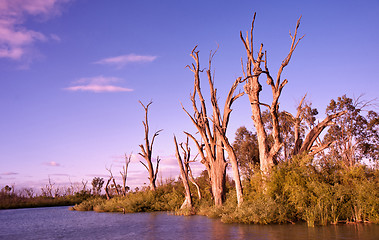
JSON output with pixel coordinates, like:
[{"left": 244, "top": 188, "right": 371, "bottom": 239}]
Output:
[{"left": 72, "top": 156, "right": 379, "bottom": 227}]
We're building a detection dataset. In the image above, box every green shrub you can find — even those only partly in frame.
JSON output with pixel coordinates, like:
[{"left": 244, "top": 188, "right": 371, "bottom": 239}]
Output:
[{"left": 71, "top": 156, "right": 379, "bottom": 226}]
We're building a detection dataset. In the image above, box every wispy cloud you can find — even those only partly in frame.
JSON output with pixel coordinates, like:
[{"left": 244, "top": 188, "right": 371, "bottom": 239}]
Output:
[
  {"left": 64, "top": 76, "right": 133, "bottom": 93},
  {"left": 50, "top": 173, "right": 69, "bottom": 176},
  {"left": 94, "top": 54, "right": 157, "bottom": 68},
  {"left": 1, "top": 172, "right": 19, "bottom": 175},
  {"left": 50, "top": 33, "right": 61, "bottom": 42},
  {"left": 43, "top": 161, "right": 61, "bottom": 167},
  {"left": 0, "top": 0, "right": 68, "bottom": 60}
]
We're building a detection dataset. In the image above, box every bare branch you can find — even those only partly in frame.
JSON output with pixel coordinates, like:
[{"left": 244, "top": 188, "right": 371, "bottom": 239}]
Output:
[
  {"left": 309, "top": 142, "right": 334, "bottom": 156},
  {"left": 296, "top": 110, "right": 347, "bottom": 155},
  {"left": 150, "top": 129, "right": 163, "bottom": 149},
  {"left": 276, "top": 16, "right": 304, "bottom": 88},
  {"left": 184, "top": 131, "right": 207, "bottom": 164},
  {"left": 140, "top": 161, "right": 149, "bottom": 171},
  {"left": 153, "top": 156, "right": 161, "bottom": 182}
]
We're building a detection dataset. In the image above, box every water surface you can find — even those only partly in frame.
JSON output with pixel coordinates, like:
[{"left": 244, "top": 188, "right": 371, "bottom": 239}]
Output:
[{"left": 1, "top": 206, "right": 378, "bottom": 239}]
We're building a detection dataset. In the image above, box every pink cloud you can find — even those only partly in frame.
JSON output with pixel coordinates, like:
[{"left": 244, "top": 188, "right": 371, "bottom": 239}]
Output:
[
  {"left": 44, "top": 161, "right": 61, "bottom": 167},
  {"left": 64, "top": 76, "right": 133, "bottom": 93},
  {"left": 65, "top": 85, "right": 133, "bottom": 93},
  {"left": 0, "top": 0, "right": 68, "bottom": 60},
  {"left": 95, "top": 54, "right": 157, "bottom": 68}
]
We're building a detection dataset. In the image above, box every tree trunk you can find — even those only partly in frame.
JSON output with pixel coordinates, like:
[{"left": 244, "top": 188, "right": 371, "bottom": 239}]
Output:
[
  {"left": 105, "top": 177, "right": 111, "bottom": 200},
  {"left": 146, "top": 160, "right": 157, "bottom": 191},
  {"left": 174, "top": 136, "right": 193, "bottom": 209},
  {"left": 188, "top": 169, "right": 201, "bottom": 200},
  {"left": 138, "top": 101, "right": 162, "bottom": 191},
  {"left": 183, "top": 47, "right": 243, "bottom": 206},
  {"left": 224, "top": 142, "right": 243, "bottom": 204},
  {"left": 241, "top": 13, "right": 303, "bottom": 175},
  {"left": 296, "top": 111, "right": 347, "bottom": 155},
  {"left": 120, "top": 153, "right": 131, "bottom": 196},
  {"left": 210, "top": 147, "right": 227, "bottom": 206}
]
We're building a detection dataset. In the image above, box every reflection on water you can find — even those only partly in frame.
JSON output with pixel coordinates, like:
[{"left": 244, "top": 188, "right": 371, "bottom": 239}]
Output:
[{"left": 1, "top": 206, "right": 378, "bottom": 240}]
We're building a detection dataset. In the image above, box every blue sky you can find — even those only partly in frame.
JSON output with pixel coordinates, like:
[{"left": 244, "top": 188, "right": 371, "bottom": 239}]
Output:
[{"left": 1, "top": 0, "right": 378, "bottom": 191}]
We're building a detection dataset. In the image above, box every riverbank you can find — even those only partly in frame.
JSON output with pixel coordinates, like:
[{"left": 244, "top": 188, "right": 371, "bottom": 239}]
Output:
[
  {"left": 0, "top": 193, "right": 91, "bottom": 210},
  {"left": 71, "top": 157, "right": 379, "bottom": 227}
]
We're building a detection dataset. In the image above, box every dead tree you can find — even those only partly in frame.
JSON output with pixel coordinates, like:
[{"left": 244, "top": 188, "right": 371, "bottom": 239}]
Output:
[
  {"left": 120, "top": 153, "right": 132, "bottom": 196},
  {"left": 105, "top": 166, "right": 121, "bottom": 199},
  {"left": 175, "top": 136, "right": 202, "bottom": 202},
  {"left": 284, "top": 95, "right": 347, "bottom": 156},
  {"left": 180, "top": 137, "right": 202, "bottom": 200},
  {"left": 139, "top": 101, "right": 162, "bottom": 191},
  {"left": 105, "top": 167, "right": 113, "bottom": 200},
  {"left": 183, "top": 47, "right": 244, "bottom": 205},
  {"left": 105, "top": 177, "right": 111, "bottom": 200},
  {"left": 174, "top": 136, "right": 193, "bottom": 209},
  {"left": 240, "top": 13, "right": 304, "bottom": 175}
]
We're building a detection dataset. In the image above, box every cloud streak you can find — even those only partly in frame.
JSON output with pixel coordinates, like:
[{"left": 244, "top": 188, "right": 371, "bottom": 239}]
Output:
[
  {"left": 94, "top": 54, "right": 157, "bottom": 68},
  {"left": 1, "top": 172, "right": 19, "bottom": 176},
  {"left": 64, "top": 76, "right": 133, "bottom": 93},
  {"left": 0, "top": 0, "right": 67, "bottom": 60},
  {"left": 43, "top": 161, "right": 61, "bottom": 167}
]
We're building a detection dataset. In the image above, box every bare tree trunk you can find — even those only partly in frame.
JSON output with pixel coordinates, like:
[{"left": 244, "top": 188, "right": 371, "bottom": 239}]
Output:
[
  {"left": 240, "top": 13, "right": 303, "bottom": 175},
  {"left": 120, "top": 153, "right": 131, "bottom": 196},
  {"left": 174, "top": 136, "right": 192, "bottom": 209},
  {"left": 296, "top": 111, "right": 347, "bottom": 155},
  {"left": 105, "top": 167, "right": 118, "bottom": 197},
  {"left": 224, "top": 141, "right": 243, "bottom": 204},
  {"left": 183, "top": 47, "right": 243, "bottom": 206},
  {"left": 211, "top": 142, "right": 227, "bottom": 206},
  {"left": 138, "top": 101, "right": 162, "bottom": 191},
  {"left": 105, "top": 177, "right": 111, "bottom": 200},
  {"left": 112, "top": 178, "right": 120, "bottom": 196},
  {"left": 180, "top": 136, "right": 202, "bottom": 200},
  {"left": 188, "top": 168, "right": 201, "bottom": 200}
]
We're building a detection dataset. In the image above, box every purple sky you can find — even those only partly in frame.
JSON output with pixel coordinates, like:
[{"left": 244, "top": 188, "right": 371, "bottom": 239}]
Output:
[{"left": 1, "top": 0, "right": 378, "bottom": 191}]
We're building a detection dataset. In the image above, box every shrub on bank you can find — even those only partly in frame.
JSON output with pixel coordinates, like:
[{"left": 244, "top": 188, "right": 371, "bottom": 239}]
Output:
[
  {"left": 71, "top": 179, "right": 185, "bottom": 213},
  {"left": 0, "top": 192, "right": 91, "bottom": 209},
  {"left": 219, "top": 155, "right": 379, "bottom": 226},
  {"left": 72, "top": 155, "right": 379, "bottom": 227}
]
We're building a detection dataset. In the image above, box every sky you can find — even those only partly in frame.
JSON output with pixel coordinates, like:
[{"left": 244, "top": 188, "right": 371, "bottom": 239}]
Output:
[{"left": 1, "top": 0, "right": 378, "bottom": 192}]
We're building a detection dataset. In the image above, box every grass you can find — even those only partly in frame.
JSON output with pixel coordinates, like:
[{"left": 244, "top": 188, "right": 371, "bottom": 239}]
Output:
[{"left": 0, "top": 192, "right": 91, "bottom": 209}]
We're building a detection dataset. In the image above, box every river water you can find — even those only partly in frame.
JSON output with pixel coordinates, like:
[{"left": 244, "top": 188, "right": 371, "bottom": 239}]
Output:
[{"left": 1, "top": 206, "right": 378, "bottom": 240}]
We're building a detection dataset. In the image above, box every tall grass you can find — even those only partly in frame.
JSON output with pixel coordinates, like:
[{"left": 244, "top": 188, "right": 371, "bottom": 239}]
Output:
[
  {"left": 72, "top": 155, "right": 379, "bottom": 227},
  {"left": 71, "top": 178, "right": 185, "bottom": 213},
  {"left": 220, "top": 155, "right": 379, "bottom": 226},
  {"left": 0, "top": 192, "right": 91, "bottom": 209}
]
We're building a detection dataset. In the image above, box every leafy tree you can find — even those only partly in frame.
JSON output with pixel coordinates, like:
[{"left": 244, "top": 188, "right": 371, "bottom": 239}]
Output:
[
  {"left": 1, "top": 185, "right": 12, "bottom": 195},
  {"left": 261, "top": 110, "right": 296, "bottom": 162},
  {"left": 232, "top": 126, "right": 259, "bottom": 179},
  {"left": 91, "top": 177, "right": 104, "bottom": 195},
  {"left": 323, "top": 95, "right": 379, "bottom": 167}
]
